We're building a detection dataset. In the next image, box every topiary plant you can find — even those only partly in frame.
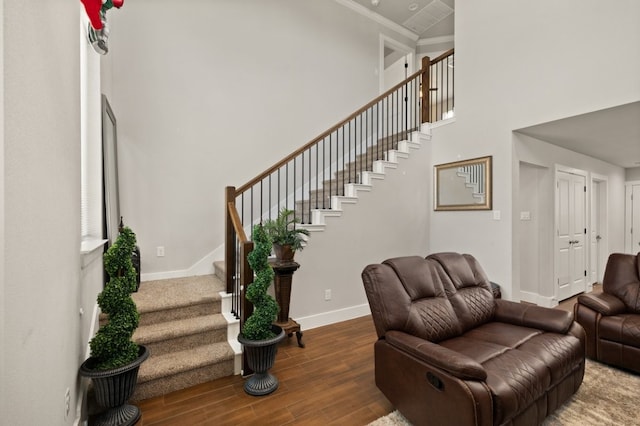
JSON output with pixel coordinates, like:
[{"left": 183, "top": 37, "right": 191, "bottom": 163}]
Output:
[
  {"left": 89, "top": 226, "right": 140, "bottom": 370},
  {"left": 241, "top": 224, "right": 279, "bottom": 341}
]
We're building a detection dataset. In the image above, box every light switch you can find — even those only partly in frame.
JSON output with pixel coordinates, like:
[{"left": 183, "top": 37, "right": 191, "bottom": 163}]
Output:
[
  {"left": 493, "top": 210, "right": 501, "bottom": 220},
  {"left": 520, "top": 211, "right": 531, "bottom": 221}
]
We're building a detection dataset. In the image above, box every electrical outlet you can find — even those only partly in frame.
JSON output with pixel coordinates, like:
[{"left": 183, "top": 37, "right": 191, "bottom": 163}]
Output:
[
  {"left": 156, "top": 246, "right": 165, "bottom": 257},
  {"left": 64, "top": 388, "right": 71, "bottom": 419},
  {"left": 324, "top": 289, "right": 332, "bottom": 301}
]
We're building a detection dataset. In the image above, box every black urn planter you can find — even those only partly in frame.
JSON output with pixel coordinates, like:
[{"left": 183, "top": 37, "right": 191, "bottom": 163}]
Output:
[
  {"left": 238, "top": 325, "right": 285, "bottom": 396},
  {"left": 80, "top": 345, "right": 149, "bottom": 426}
]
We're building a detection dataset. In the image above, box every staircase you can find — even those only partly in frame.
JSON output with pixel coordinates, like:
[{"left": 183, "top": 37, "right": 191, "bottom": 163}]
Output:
[
  {"left": 104, "top": 52, "right": 455, "bottom": 400},
  {"left": 125, "top": 131, "right": 427, "bottom": 401},
  {"left": 295, "top": 132, "right": 424, "bottom": 226},
  {"left": 129, "top": 274, "right": 235, "bottom": 401}
]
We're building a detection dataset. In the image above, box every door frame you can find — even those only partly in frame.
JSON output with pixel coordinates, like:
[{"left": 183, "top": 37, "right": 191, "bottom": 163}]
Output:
[
  {"left": 590, "top": 174, "right": 608, "bottom": 287},
  {"left": 554, "top": 165, "right": 588, "bottom": 302},
  {"left": 626, "top": 180, "right": 640, "bottom": 253}
]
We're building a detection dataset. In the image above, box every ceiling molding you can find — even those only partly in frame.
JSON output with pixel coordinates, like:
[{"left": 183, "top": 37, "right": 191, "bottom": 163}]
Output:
[
  {"left": 334, "top": 0, "right": 420, "bottom": 42},
  {"left": 417, "top": 35, "right": 454, "bottom": 46}
]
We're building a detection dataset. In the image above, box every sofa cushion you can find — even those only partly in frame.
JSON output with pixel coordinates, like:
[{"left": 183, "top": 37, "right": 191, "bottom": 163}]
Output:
[
  {"left": 482, "top": 349, "right": 550, "bottom": 425},
  {"left": 362, "top": 256, "right": 462, "bottom": 342},
  {"left": 427, "top": 253, "right": 495, "bottom": 331},
  {"left": 461, "top": 322, "right": 543, "bottom": 349},
  {"left": 440, "top": 322, "right": 583, "bottom": 424},
  {"left": 517, "top": 332, "right": 584, "bottom": 383},
  {"left": 602, "top": 253, "right": 640, "bottom": 313},
  {"left": 599, "top": 314, "right": 640, "bottom": 347}
]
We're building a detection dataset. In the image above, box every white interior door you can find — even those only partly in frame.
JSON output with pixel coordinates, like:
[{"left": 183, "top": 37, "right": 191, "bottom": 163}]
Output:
[
  {"left": 633, "top": 185, "right": 640, "bottom": 253},
  {"left": 556, "top": 170, "right": 587, "bottom": 301}
]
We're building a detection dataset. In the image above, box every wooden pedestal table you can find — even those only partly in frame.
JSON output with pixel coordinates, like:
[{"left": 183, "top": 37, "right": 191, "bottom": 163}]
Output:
[{"left": 270, "top": 259, "right": 305, "bottom": 348}]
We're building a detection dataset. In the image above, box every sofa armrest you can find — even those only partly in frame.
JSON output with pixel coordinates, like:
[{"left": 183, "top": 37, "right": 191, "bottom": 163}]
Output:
[
  {"left": 385, "top": 330, "right": 487, "bottom": 381},
  {"left": 577, "top": 292, "right": 626, "bottom": 316},
  {"left": 494, "top": 299, "right": 573, "bottom": 334}
]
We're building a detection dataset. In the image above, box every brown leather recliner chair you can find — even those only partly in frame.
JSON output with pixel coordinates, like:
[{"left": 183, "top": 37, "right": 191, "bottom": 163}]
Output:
[
  {"left": 574, "top": 252, "right": 640, "bottom": 373},
  {"left": 362, "top": 253, "right": 585, "bottom": 426}
]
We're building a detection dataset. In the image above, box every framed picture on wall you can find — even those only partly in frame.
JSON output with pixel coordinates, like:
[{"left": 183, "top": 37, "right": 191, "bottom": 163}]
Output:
[{"left": 434, "top": 156, "right": 492, "bottom": 211}]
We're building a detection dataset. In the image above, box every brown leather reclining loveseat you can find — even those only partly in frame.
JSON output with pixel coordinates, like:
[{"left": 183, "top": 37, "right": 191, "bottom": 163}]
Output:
[
  {"left": 361, "top": 253, "right": 585, "bottom": 426},
  {"left": 574, "top": 252, "right": 640, "bottom": 373}
]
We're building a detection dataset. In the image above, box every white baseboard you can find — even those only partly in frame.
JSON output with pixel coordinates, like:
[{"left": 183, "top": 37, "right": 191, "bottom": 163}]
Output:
[
  {"left": 140, "top": 244, "right": 224, "bottom": 282},
  {"left": 297, "top": 303, "right": 371, "bottom": 331},
  {"left": 520, "top": 290, "right": 556, "bottom": 308}
]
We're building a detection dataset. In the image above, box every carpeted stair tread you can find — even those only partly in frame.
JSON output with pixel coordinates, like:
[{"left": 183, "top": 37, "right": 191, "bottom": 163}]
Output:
[
  {"left": 213, "top": 260, "right": 226, "bottom": 282},
  {"left": 132, "top": 274, "right": 224, "bottom": 314},
  {"left": 137, "top": 342, "right": 234, "bottom": 383},
  {"left": 133, "top": 314, "right": 227, "bottom": 345},
  {"left": 125, "top": 274, "right": 235, "bottom": 401}
]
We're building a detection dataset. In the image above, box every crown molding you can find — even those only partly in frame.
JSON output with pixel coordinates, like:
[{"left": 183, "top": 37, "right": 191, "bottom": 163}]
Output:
[
  {"left": 417, "top": 35, "right": 455, "bottom": 46},
  {"left": 334, "top": 0, "right": 419, "bottom": 42}
]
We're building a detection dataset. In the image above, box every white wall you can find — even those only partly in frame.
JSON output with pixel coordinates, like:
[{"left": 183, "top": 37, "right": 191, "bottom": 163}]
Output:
[
  {"left": 293, "top": 133, "right": 431, "bottom": 327},
  {"left": 0, "top": 0, "right": 5, "bottom": 420},
  {"left": 518, "top": 162, "right": 547, "bottom": 297},
  {"left": 626, "top": 167, "right": 640, "bottom": 181},
  {"left": 429, "top": 0, "right": 640, "bottom": 300},
  {"left": 107, "top": 0, "right": 416, "bottom": 277},
  {"left": 514, "top": 133, "right": 625, "bottom": 303},
  {"left": 2, "top": 1, "right": 86, "bottom": 425}
]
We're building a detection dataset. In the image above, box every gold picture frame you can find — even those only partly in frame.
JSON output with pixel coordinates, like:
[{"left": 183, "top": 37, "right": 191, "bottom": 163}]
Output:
[{"left": 434, "top": 156, "right": 492, "bottom": 211}]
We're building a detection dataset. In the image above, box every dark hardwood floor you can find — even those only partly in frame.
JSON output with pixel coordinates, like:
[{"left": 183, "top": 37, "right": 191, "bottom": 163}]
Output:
[
  {"left": 137, "top": 315, "right": 392, "bottom": 426},
  {"left": 137, "top": 285, "right": 599, "bottom": 426}
]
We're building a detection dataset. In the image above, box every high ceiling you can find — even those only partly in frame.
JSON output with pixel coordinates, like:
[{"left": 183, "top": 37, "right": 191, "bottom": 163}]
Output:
[
  {"left": 344, "top": 1, "right": 639, "bottom": 169},
  {"left": 349, "top": 0, "right": 455, "bottom": 40}
]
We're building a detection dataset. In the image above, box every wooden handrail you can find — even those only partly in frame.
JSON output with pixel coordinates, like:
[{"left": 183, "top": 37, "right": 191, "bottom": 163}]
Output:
[
  {"left": 226, "top": 48, "right": 454, "bottom": 373},
  {"left": 431, "top": 48, "right": 454, "bottom": 64},
  {"left": 235, "top": 68, "right": 424, "bottom": 196},
  {"left": 227, "top": 202, "right": 248, "bottom": 242}
]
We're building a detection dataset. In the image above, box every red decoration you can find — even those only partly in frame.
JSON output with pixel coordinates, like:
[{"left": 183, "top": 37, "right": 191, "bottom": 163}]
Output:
[
  {"left": 80, "top": 0, "right": 104, "bottom": 30},
  {"left": 80, "top": 0, "right": 125, "bottom": 30}
]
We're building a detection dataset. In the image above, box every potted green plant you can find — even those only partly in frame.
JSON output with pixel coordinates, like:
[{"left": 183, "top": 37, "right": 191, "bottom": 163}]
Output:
[
  {"left": 79, "top": 224, "right": 149, "bottom": 426},
  {"left": 237, "top": 224, "right": 285, "bottom": 396},
  {"left": 263, "top": 208, "right": 310, "bottom": 261}
]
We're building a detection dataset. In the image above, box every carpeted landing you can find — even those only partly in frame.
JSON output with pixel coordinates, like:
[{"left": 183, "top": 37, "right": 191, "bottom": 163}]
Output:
[
  {"left": 130, "top": 274, "right": 235, "bottom": 401},
  {"left": 368, "top": 360, "right": 640, "bottom": 426}
]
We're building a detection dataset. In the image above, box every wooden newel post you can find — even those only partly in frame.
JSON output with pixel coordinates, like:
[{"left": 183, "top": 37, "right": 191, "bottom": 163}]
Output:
[
  {"left": 225, "top": 186, "right": 236, "bottom": 294},
  {"left": 270, "top": 260, "right": 304, "bottom": 348},
  {"left": 421, "top": 56, "right": 431, "bottom": 124}
]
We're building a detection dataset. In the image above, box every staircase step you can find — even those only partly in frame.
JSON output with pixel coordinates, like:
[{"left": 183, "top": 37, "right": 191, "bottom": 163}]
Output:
[
  {"left": 126, "top": 274, "right": 235, "bottom": 402},
  {"left": 213, "top": 260, "right": 224, "bottom": 280},
  {"left": 132, "top": 275, "right": 223, "bottom": 326},
  {"left": 134, "top": 314, "right": 228, "bottom": 356},
  {"left": 132, "top": 342, "right": 235, "bottom": 401}
]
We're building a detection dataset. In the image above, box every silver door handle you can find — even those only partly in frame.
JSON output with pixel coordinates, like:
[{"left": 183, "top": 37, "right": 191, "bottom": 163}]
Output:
[{"left": 596, "top": 235, "right": 602, "bottom": 241}]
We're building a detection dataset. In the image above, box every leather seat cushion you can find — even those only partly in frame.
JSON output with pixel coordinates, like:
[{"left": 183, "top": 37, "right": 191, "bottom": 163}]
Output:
[
  {"left": 517, "top": 332, "right": 584, "bottom": 383},
  {"left": 440, "top": 322, "right": 582, "bottom": 424},
  {"left": 483, "top": 349, "right": 551, "bottom": 425},
  {"left": 599, "top": 314, "right": 640, "bottom": 346},
  {"left": 462, "top": 322, "right": 542, "bottom": 348}
]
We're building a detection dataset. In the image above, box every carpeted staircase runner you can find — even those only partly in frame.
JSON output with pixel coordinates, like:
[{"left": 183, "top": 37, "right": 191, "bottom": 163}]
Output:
[{"left": 130, "top": 274, "right": 234, "bottom": 401}]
